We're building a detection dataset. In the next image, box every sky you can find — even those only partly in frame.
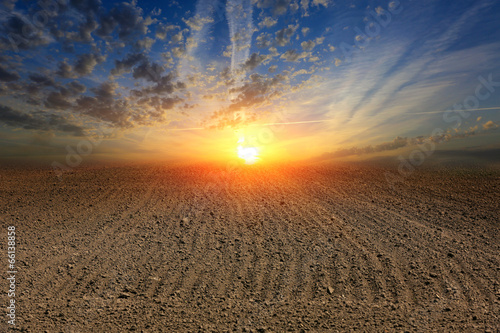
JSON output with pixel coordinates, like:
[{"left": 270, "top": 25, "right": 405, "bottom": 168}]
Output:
[{"left": 0, "top": 0, "right": 499, "bottom": 165}]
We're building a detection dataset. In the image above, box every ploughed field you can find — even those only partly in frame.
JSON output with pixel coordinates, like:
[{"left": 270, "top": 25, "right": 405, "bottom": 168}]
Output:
[{"left": 0, "top": 163, "right": 499, "bottom": 332}]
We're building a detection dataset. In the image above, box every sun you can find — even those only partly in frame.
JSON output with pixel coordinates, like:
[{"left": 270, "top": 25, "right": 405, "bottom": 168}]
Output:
[
  {"left": 237, "top": 136, "right": 260, "bottom": 164},
  {"left": 237, "top": 146, "right": 259, "bottom": 164}
]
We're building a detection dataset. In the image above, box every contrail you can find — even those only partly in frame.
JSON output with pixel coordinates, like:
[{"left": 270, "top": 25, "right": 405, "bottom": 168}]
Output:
[
  {"left": 408, "top": 107, "right": 500, "bottom": 115},
  {"left": 259, "top": 119, "right": 337, "bottom": 126},
  {"left": 168, "top": 107, "right": 500, "bottom": 131},
  {"left": 226, "top": 0, "right": 253, "bottom": 75}
]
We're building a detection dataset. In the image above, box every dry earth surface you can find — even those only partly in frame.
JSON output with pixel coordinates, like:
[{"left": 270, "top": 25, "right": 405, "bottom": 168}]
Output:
[{"left": 0, "top": 162, "right": 499, "bottom": 332}]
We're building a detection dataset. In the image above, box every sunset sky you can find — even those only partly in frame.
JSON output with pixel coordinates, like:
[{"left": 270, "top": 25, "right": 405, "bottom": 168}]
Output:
[{"left": 0, "top": 0, "right": 499, "bottom": 165}]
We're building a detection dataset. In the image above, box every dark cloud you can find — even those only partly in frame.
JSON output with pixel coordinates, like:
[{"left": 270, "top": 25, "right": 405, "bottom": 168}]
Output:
[
  {"left": 77, "top": 17, "right": 98, "bottom": 42},
  {"left": 0, "top": 65, "right": 20, "bottom": 82},
  {"left": 275, "top": 24, "right": 298, "bottom": 46},
  {"left": 133, "top": 71, "right": 185, "bottom": 95},
  {"left": 280, "top": 49, "right": 301, "bottom": 62},
  {"left": 28, "top": 73, "right": 55, "bottom": 86},
  {"left": 322, "top": 136, "right": 412, "bottom": 159},
  {"left": 96, "top": 1, "right": 151, "bottom": 39},
  {"left": 74, "top": 53, "right": 105, "bottom": 76},
  {"left": 110, "top": 52, "right": 147, "bottom": 75},
  {"left": 1, "top": 0, "right": 17, "bottom": 10},
  {"left": 255, "top": 0, "right": 291, "bottom": 16},
  {"left": 0, "top": 104, "right": 85, "bottom": 136},
  {"left": 242, "top": 53, "right": 268, "bottom": 71},
  {"left": 137, "top": 96, "right": 183, "bottom": 113},
  {"left": 70, "top": 0, "right": 101, "bottom": 15},
  {"left": 95, "top": 14, "right": 117, "bottom": 37},
  {"left": 43, "top": 81, "right": 86, "bottom": 107},
  {"left": 55, "top": 61, "right": 76, "bottom": 78},
  {"left": 44, "top": 91, "right": 73, "bottom": 109},
  {"left": 67, "top": 81, "right": 86, "bottom": 95},
  {"left": 134, "top": 37, "right": 155, "bottom": 51},
  {"left": 133, "top": 61, "right": 165, "bottom": 83},
  {"left": 160, "top": 96, "right": 183, "bottom": 110},
  {"left": 91, "top": 81, "right": 116, "bottom": 100},
  {"left": 0, "top": 14, "right": 51, "bottom": 50},
  {"left": 74, "top": 81, "right": 133, "bottom": 128},
  {"left": 318, "top": 128, "right": 498, "bottom": 160},
  {"left": 72, "top": 80, "right": 183, "bottom": 127},
  {"left": 23, "top": 83, "right": 41, "bottom": 95},
  {"left": 214, "top": 73, "right": 287, "bottom": 117}
]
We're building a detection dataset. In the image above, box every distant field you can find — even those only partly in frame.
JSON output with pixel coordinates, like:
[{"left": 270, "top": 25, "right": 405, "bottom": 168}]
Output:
[{"left": 1, "top": 163, "right": 499, "bottom": 332}]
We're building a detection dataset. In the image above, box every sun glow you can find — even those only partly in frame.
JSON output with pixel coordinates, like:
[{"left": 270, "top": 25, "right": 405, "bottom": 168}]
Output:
[{"left": 237, "top": 136, "right": 260, "bottom": 164}]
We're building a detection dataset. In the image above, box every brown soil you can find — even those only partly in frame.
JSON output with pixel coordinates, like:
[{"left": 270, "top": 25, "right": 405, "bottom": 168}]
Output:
[{"left": 1, "top": 163, "right": 499, "bottom": 332}]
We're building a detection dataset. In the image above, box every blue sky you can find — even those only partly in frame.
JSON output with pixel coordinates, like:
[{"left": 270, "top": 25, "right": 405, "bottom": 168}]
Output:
[{"left": 0, "top": 0, "right": 499, "bottom": 163}]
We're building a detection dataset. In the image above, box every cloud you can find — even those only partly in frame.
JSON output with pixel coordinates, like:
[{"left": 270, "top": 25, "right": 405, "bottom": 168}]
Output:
[
  {"left": 44, "top": 92, "right": 73, "bottom": 109},
  {"left": 0, "top": 14, "right": 52, "bottom": 50},
  {"left": 28, "top": 74, "right": 55, "bottom": 87},
  {"left": 301, "top": 40, "right": 315, "bottom": 51},
  {"left": 155, "top": 24, "right": 178, "bottom": 40},
  {"left": 280, "top": 49, "right": 307, "bottom": 62},
  {"left": 242, "top": 52, "right": 268, "bottom": 71},
  {"left": 292, "top": 68, "right": 315, "bottom": 77},
  {"left": 0, "top": 65, "right": 20, "bottom": 82},
  {"left": 319, "top": 122, "right": 500, "bottom": 160},
  {"left": 74, "top": 53, "right": 105, "bottom": 76},
  {"left": 256, "top": 33, "right": 273, "bottom": 48},
  {"left": 55, "top": 61, "right": 76, "bottom": 79},
  {"left": 319, "top": 136, "right": 415, "bottom": 159},
  {"left": 183, "top": 15, "right": 214, "bottom": 31},
  {"left": 255, "top": 0, "right": 291, "bottom": 16},
  {"left": 134, "top": 37, "right": 155, "bottom": 51},
  {"left": 110, "top": 53, "right": 147, "bottom": 76},
  {"left": 67, "top": 81, "right": 87, "bottom": 95},
  {"left": 95, "top": 1, "right": 152, "bottom": 39},
  {"left": 70, "top": 0, "right": 101, "bottom": 15},
  {"left": 133, "top": 61, "right": 165, "bottom": 83},
  {"left": 213, "top": 73, "right": 288, "bottom": 119},
  {"left": 312, "top": 0, "right": 330, "bottom": 7},
  {"left": 171, "top": 46, "right": 186, "bottom": 58},
  {"left": 275, "top": 24, "right": 298, "bottom": 46},
  {"left": 72, "top": 17, "right": 98, "bottom": 43},
  {"left": 74, "top": 81, "right": 133, "bottom": 128},
  {"left": 259, "top": 17, "right": 278, "bottom": 28},
  {"left": 0, "top": 104, "right": 85, "bottom": 136},
  {"left": 171, "top": 31, "right": 184, "bottom": 43},
  {"left": 132, "top": 71, "right": 185, "bottom": 96},
  {"left": 1, "top": 0, "right": 17, "bottom": 10},
  {"left": 483, "top": 120, "right": 498, "bottom": 130}
]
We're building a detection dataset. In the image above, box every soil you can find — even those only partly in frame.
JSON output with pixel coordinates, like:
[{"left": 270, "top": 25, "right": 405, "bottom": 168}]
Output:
[{"left": 0, "top": 162, "right": 499, "bottom": 332}]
